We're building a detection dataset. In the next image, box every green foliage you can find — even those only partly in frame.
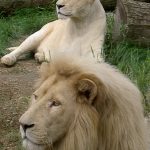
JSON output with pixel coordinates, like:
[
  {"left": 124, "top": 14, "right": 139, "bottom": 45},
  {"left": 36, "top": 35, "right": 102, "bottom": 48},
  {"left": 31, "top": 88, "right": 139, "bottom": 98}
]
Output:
[
  {"left": 0, "top": 6, "right": 56, "bottom": 55},
  {"left": 104, "top": 13, "right": 150, "bottom": 115}
]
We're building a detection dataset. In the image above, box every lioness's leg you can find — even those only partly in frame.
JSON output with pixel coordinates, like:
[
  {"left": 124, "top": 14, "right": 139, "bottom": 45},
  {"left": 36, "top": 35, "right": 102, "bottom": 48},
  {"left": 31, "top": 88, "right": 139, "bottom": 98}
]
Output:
[
  {"left": 6, "top": 47, "right": 18, "bottom": 52},
  {"left": 1, "top": 31, "right": 45, "bottom": 66},
  {"left": 1, "top": 23, "right": 54, "bottom": 66}
]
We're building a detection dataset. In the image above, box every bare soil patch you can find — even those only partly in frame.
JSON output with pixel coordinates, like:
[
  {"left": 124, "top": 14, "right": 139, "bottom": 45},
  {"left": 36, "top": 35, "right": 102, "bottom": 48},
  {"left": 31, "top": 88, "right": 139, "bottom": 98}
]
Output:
[{"left": 0, "top": 59, "right": 39, "bottom": 150}]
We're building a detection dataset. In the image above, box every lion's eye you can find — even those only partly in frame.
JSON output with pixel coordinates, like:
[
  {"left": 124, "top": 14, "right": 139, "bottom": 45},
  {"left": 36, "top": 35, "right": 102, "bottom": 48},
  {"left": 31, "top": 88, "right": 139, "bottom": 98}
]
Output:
[{"left": 48, "top": 100, "right": 61, "bottom": 107}]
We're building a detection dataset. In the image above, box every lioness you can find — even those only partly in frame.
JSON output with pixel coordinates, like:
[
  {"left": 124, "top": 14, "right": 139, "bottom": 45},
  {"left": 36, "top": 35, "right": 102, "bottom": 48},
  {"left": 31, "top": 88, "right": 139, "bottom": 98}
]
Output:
[
  {"left": 1, "top": 0, "right": 106, "bottom": 66},
  {"left": 19, "top": 55, "right": 147, "bottom": 150}
]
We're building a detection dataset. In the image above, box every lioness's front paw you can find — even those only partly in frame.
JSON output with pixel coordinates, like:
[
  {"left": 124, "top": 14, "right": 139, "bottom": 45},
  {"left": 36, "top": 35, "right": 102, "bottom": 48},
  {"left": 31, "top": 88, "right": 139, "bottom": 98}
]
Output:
[
  {"left": 34, "top": 53, "right": 45, "bottom": 63},
  {"left": 1, "top": 54, "right": 17, "bottom": 66}
]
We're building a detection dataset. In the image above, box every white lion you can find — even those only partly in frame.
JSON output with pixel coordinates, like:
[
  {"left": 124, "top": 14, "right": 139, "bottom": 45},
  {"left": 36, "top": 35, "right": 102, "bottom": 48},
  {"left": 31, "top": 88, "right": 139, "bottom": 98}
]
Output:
[
  {"left": 19, "top": 55, "right": 148, "bottom": 150},
  {"left": 1, "top": 0, "right": 106, "bottom": 66}
]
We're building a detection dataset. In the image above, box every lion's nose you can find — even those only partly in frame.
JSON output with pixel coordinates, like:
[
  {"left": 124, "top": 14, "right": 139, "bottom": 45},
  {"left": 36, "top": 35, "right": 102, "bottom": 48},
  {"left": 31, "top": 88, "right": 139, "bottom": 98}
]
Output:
[
  {"left": 20, "top": 123, "right": 35, "bottom": 133},
  {"left": 57, "top": 4, "right": 65, "bottom": 9}
]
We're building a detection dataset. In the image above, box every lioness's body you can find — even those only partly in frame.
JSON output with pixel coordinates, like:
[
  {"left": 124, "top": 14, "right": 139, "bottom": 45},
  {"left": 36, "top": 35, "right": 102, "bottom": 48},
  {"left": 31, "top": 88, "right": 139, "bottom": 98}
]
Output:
[{"left": 1, "top": 0, "right": 106, "bottom": 65}]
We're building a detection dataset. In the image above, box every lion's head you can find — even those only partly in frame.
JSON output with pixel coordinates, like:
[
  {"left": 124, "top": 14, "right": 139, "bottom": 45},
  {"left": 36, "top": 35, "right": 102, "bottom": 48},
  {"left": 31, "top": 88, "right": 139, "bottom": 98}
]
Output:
[
  {"left": 19, "top": 56, "right": 147, "bottom": 150},
  {"left": 56, "top": 0, "right": 96, "bottom": 19}
]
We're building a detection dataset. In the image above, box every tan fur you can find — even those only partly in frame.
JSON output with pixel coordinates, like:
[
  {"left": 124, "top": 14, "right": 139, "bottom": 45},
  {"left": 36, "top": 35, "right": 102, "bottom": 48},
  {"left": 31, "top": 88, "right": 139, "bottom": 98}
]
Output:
[
  {"left": 19, "top": 55, "right": 147, "bottom": 150},
  {"left": 1, "top": 0, "right": 106, "bottom": 66}
]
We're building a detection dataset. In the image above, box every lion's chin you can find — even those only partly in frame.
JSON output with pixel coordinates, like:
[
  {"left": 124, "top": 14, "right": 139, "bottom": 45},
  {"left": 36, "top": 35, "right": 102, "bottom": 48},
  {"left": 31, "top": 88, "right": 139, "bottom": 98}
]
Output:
[
  {"left": 23, "top": 138, "right": 45, "bottom": 150},
  {"left": 57, "top": 12, "right": 71, "bottom": 20}
]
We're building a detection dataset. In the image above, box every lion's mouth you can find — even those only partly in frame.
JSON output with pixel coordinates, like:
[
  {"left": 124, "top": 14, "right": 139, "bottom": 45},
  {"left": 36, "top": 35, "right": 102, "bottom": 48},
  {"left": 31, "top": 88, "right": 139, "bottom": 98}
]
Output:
[
  {"left": 23, "top": 137, "right": 35, "bottom": 144},
  {"left": 23, "top": 136, "right": 44, "bottom": 146},
  {"left": 58, "top": 12, "right": 72, "bottom": 17}
]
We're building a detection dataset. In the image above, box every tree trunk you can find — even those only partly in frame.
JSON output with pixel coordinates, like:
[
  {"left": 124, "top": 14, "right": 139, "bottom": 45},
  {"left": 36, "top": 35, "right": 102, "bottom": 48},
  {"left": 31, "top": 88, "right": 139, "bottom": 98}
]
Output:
[{"left": 113, "top": 0, "right": 150, "bottom": 47}]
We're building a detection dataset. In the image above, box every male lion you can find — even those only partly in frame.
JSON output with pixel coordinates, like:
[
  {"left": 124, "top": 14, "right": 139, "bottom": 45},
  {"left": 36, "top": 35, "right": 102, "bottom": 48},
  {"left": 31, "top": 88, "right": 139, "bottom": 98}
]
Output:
[
  {"left": 19, "top": 55, "right": 147, "bottom": 150},
  {"left": 1, "top": 0, "right": 106, "bottom": 66}
]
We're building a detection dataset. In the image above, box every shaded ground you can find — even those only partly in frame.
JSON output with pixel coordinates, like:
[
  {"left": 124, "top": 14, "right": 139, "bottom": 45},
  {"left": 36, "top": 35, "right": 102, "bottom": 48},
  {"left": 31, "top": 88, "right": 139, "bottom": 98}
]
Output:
[
  {"left": 0, "top": 59, "right": 39, "bottom": 150},
  {"left": 0, "top": 59, "right": 149, "bottom": 149}
]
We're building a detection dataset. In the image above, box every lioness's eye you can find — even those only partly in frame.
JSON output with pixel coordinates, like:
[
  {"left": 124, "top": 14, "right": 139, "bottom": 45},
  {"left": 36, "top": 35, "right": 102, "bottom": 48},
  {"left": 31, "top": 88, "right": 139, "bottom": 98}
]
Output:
[{"left": 48, "top": 100, "right": 61, "bottom": 107}]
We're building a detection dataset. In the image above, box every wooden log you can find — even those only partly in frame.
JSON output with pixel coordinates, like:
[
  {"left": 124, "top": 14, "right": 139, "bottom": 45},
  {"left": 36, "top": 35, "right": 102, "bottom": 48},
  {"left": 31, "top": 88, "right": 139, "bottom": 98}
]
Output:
[{"left": 113, "top": 0, "right": 150, "bottom": 47}]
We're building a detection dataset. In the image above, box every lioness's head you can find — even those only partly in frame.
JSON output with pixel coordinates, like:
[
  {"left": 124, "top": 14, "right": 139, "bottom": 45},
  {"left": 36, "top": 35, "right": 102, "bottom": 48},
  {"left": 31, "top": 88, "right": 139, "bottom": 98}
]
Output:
[
  {"left": 19, "top": 58, "right": 99, "bottom": 150},
  {"left": 56, "top": 0, "right": 95, "bottom": 19}
]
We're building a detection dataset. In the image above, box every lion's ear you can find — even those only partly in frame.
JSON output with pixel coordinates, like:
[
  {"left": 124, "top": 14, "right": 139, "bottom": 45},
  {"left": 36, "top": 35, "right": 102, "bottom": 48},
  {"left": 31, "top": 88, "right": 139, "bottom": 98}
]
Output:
[{"left": 76, "top": 78, "right": 98, "bottom": 104}]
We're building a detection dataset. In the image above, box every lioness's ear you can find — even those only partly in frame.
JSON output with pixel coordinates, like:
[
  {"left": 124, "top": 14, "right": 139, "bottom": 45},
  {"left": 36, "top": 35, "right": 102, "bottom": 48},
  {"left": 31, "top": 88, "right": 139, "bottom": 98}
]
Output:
[{"left": 76, "top": 78, "right": 98, "bottom": 104}]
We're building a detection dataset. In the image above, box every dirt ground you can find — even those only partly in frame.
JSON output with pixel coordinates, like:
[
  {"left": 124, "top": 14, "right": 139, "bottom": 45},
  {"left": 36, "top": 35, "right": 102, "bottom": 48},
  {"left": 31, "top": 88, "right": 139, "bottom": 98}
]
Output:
[
  {"left": 0, "top": 59, "right": 150, "bottom": 150},
  {"left": 0, "top": 59, "right": 39, "bottom": 150}
]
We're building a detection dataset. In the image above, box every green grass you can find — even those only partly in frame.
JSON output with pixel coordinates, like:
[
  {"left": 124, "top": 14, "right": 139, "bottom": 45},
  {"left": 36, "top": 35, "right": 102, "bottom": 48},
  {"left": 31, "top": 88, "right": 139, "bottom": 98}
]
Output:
[
  {"left": 4, "top": 130, "right": 23, "bottom": 149},
  {"left": 104, "top": 14, "right": 150, "bottom": 115},
  {"left": 0, "top": 8, "right": 149, "bottom": 114},
  {"left": 0, "top": 6, "right": 56, "bottom": 55}
]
